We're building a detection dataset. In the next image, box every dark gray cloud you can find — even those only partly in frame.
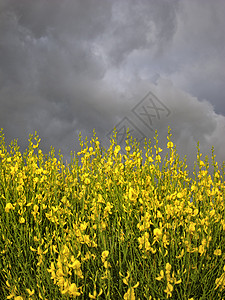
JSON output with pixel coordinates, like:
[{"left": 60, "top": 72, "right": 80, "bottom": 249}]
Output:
[{"left": 0, "top": 0, "right": 225, "bottom": 176}]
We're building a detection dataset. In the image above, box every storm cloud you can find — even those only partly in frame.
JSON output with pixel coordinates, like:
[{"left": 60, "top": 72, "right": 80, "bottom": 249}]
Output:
[{"left": 0, "top": 0, "right": 225, "bottom": 176}]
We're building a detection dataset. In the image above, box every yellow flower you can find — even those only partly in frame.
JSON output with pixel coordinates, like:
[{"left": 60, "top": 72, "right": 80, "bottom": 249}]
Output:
[
  {"left": 199, "top": 160, "right": 205, "bottom": 167},
  {"left": 5, "top": 203, "right": 14, "bottom": 213},
  {"left": 52, "top": 244, "right": 58, "bottom": 253},
  {"left": 124, "top": 287, "right": 135, "bottom": 300},
  {"left": 155, "top": 155, "right": 161, "bottom": 162},
  {"left": 175, "top": 278, "right": 182, "bottom": 284},
  {"left": 128, "top": 187, "right": 138, "bottom": 203},
  {"left": 201, "top": 238, "right": 207, "bottom": 246},
  {"left": 198, "top": 245, "right": 205, "bottom": 256},
  {"left": 164, "top": 282, "right": 173, "bottom": 298},
  {"left": 89, "top": 291, "right": 97, "bottom": 299},
  {"left": 33, "top": 204, "right": 39, "bottom": 213},
  {"left": 156, "top": 147, "right": 163, "bottom": 153},
  {"left": 153, "top": 228, "right": 163, "bottom": 242},
  {"left": 157, "top": 210, "right": 163, "bottom": 218},
  {"left": 138, "top": 232, "right": 151, "bottom": 251},
  {"left": 84, "top": 177, "right": 90, "bottom": 185},
  {"left": 68, "top": 283, "right": 81, "bottom": 297},
  {"left": 114, "top": 145, "right": 121, "bottom": 154},
  {"left": 68, "top": 257, "right": 81, "bottom": 269},
  {"left": 101, "top": 250, "right": 109, "bottom": 262},
  {"left": 165, "top": 263, "right": 172, "bottom": 274},
  {"left": 215, "top": 275, "right": 225, "bottom": 291},
  {"left": 214, "top": 249, "right": 222, "bottom": 256},
  {"left": 163, "top": 234, "right": 169, "bottom": 248},
  {"left": 82, "top": 234, "right": 91, "bottom": 245},
  {"left": 26, "top": 289, "right": 35, "bottom": 296},
  {"left": 97, "top": 194, "right": 105, "bottom": 203},
  {"left": 167, "top": 141, "right": 174, "bottom": 148},
  {"left": 121, "top": 271, "right": 130, "bottom": 285},
  {"left": 123, "top": 284, "right": 139, "bottom": 300},
  {"left": 80, "top": 222, "right": 88, "bottom": 231},
  {"left": 192, "top": 208, "right": 198, "bottom": 217},
  {"left": 133, "top": 282, "right": 139, "bottom": 288},
  {"left": 104, "top": 202, "right": 113, "bottom": 215},
  {"left": 104, "top": 261, "right": 111, "bottom": 268},
  {"left": 156, "top": 270, "right": 164, "bottom": 281},
  {"left": 177, "top": 192, "right": 183, "bottom": 199},
  {"left": 19, "top": 217, "right": 25, "bottom": 224},
  {"left": 189, "top": 222, "right": 195, "bottom": 233},
  {"left": 30, "top": 246, "right": 36, "bottom": 252}
]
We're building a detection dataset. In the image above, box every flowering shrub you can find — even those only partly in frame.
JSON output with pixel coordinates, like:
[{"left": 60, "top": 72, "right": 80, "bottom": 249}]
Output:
[{"left": 0, "top": 127, "right": 225, "bottom": 299}]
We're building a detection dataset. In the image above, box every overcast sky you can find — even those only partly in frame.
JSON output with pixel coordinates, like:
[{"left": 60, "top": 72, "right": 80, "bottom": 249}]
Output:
[{"left": 0, "top": 0, "right": 225, "bottom": 176}]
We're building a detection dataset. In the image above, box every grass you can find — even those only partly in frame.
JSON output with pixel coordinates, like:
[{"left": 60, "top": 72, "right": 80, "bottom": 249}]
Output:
[{"left": 0, "top": 126, "right": 225, "bottom": 299}]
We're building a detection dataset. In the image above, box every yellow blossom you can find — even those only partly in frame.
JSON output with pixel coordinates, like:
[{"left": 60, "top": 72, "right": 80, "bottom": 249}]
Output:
[
  {"left": 26, "top": 289, "right": 35, "bottom": 296},
  {"left": 124, "top": 287, "right": 135, "bottom": 300},
  {"left": 5, "top": 203, "right": 14, "bottom": 213},
  {"left": 163, "top": 234, "right": 169, "bottom": 248},
  {"left": 68, "top": 257, "right": 81, "bottom": 269},
  {"left": 104, "top": 261, "right": 111, "bottom": 268},
  {"left": 84, "top": 177, "right": 90, "bottom": 185},
  {"left": 177, "top": 192, "right": 183, "bottom": 199},
  {"left": 164, "top": 282, "right": 173, "bottom": 298},
  {"left": 214, "top": 249, "right": 222, "bottom": 256},
  {"left": 165, "top": 263, "right": 172, "bottom": 274},
  {"left": 215, "top": 272, "right": 225, "bottom": 291},
  {"left": 114, "top": 145, "right": 121, "bottom": 154},
  {"left": 68, "top": 283, "right": 81, "bottom": 297},
  {"left": 101, "top": 250, "right": 109, "bottom": 263},
  {"left": 167, "top": 141, "right": 174, "bottom": 148},
  {"left": 198, "top": 245, "right": 205, "bottom": 256},
  {"left": 80, "top": 222, "right": 88, "bottom": 231},
  {"left": 155, "top": 154, "right": 161, "bottom": 162},
  {"left": 153, "top": 228, "right": 163, "bottom": 242},
  {"left": 121, "top": 271, "right": 130, "bottom": 285},
  {"left": 19, "top": 217, "right": 25, "bottom": 224},
  {"left": 189, "top": 222, "right": 195, "bottom": 233},
  {"left": 123, "top": 283, "right": 139, "bottom": 300},
  {"left": 199, "top": 160, "right": 205, "bottom": 167},
  {"left": 175, "top": 278, "right": 182, "bottom": 284},
  {"left": 156, "top": 270, "right": 164, "bottom": 281}
]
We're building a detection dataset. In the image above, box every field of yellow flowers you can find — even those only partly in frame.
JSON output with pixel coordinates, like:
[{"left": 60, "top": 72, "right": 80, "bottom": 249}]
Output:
[{"left": 0, "top": 127, "right": 225, "bottom": 299}]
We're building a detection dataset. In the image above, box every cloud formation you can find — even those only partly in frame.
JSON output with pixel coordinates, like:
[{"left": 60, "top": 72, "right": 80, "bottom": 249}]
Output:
[{"left": 0, "top": 0, "right": 225, "bottom": 177}]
